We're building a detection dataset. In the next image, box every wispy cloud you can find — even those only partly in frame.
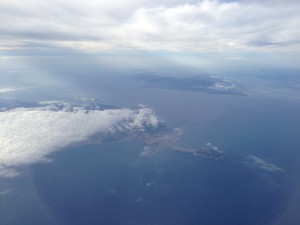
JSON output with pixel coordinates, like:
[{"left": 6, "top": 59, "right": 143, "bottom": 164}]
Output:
[
  {"left": 0, "top": 0, "right": 299, "bottom": 52},
  {"left": 0, "top": 86, "right": 28, "bottom": 94},
  {"left": 246, "top": 155, "right": 284, "bottom": 173},
  {"left": 0, "top": 101, "right": 162, "bottom": 177},
  {"left": 0, "top": 189, "right": 12, "bottom": 195}
]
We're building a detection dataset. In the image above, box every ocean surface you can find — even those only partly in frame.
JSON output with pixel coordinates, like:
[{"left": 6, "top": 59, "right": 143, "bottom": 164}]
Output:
[{"left": 1, "top": 81, "right": 300, "bottom": 225}]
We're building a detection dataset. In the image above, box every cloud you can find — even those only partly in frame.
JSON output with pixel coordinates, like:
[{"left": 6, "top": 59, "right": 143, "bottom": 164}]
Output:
[
  {"left": 0, "top": 189, "right": 12, "bottom": 195},
  {"left": 0, "top": 101, "right": 162, "bottom": 177},
  {"left": 0, "top": 0, "right": 299, "bottom": 52},
  {"left": 246, "top": 155, "right": 284, "bottom": 173},
  {"left": 0, "top": 86, "right": 27, "bottom": 94}
]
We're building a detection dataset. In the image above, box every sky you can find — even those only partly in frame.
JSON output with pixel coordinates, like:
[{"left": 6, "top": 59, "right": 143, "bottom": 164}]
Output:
[{"left": 0, "top": 0, "right": 300, "bottom": 70}]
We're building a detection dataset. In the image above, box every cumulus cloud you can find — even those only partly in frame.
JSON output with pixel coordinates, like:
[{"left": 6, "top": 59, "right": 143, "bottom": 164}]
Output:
[
  {"left": 0, "top": 101, "right": 161, "bottom": 177},
  {"left": 0, "top": 0, "right": 299, "bottom": 52},
  {"left": 246, "top": 155, "right": 284, "bottom": 173}
]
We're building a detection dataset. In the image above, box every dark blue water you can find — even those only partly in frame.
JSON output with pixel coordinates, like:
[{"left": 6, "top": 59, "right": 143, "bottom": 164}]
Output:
[
  {"left": 28, "top": 139, "right": 286, "bottom": 225},
  {"left": 1, "top": 83, "right": 300, "bottom": 225}
]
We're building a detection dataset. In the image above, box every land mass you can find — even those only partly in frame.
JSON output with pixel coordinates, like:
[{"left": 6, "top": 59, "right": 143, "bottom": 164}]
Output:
[{"left": 137, "top": 75, "right": 245, "bottom": 96}]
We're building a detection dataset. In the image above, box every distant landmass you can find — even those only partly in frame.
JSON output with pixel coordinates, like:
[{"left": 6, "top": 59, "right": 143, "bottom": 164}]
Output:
[
  {"left": 0, "top": 99, "right": 118, "bottom": 112},
  {"left": 140, "top": 128, "right": 224, "bottom": 160},
  {"left": 137, "top": 75, "right": 246, "bottom": 96},
  {"left": 0, "top": 99, "right": 39, "bottom": 111}
]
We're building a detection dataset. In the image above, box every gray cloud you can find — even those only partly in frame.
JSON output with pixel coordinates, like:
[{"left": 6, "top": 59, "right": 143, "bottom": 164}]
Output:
[
  {"left": 0, "top": 101, "right": 162, "bottom": 177},
  {"left": 0, "top": 0, "right": 299, "bottom": 52}
]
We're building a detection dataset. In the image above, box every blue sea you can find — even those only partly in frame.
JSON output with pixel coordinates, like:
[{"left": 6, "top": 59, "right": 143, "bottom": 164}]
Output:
[{"left": 1, "top": 83, "right": 300, "bottom": 225}]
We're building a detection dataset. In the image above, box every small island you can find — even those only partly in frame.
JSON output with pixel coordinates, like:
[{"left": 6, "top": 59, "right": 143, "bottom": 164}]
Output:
[
  {"left": 192, "top": 143, "right": 224, "bottom": 160},
  {"left": 142, "top": 130, "right": 224, "bottom": 160}
]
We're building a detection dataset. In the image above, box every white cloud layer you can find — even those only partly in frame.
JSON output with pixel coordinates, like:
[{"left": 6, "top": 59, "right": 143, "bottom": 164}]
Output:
[
  {"left": 246, "top": 155, "right": 284, "bottom": 173},
  {"left": 0, "top": 0, "right": 299, "bottom": 52},
  {"left": 0, "top": 101, "right": 161, "bottom": 177}
]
